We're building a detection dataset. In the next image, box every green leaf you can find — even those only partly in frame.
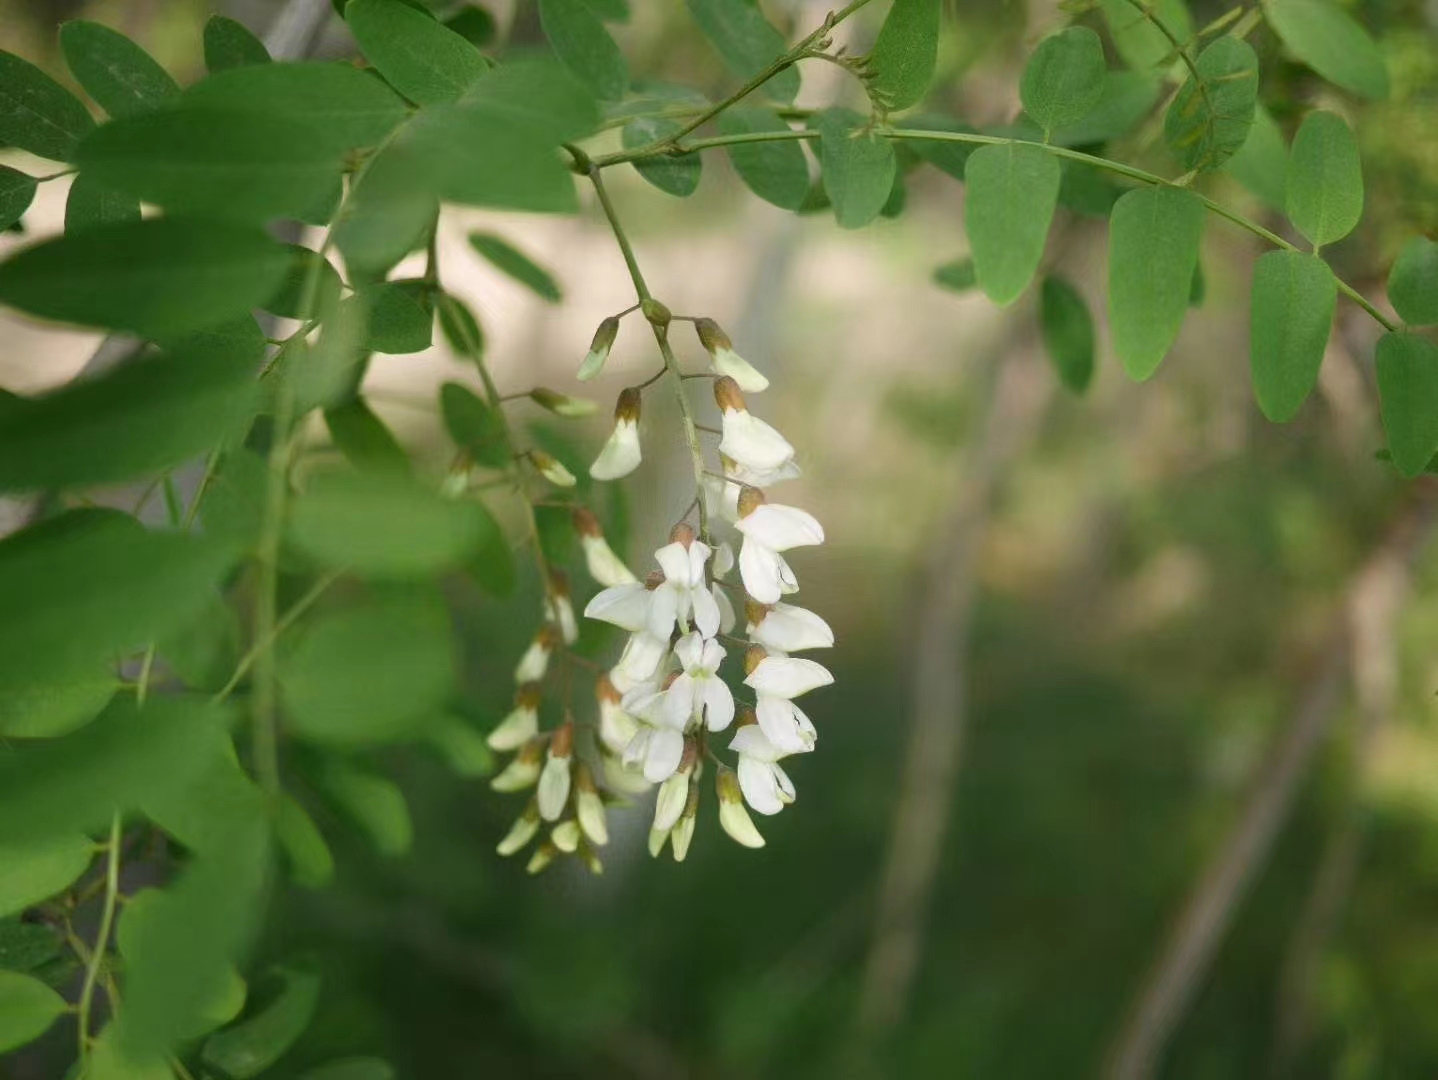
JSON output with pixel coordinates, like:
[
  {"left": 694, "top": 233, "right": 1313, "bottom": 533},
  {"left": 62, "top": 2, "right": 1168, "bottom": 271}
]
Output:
[
  {"left": 1107, "top": 184, "right": 1205, "bottom": 379},
  {"left": 276, "top": 796, "right": 334, "bottom": 888},
  {"left": 963, "top": 142, "right": 1060, "bottom": 305},
  {"left": 624, "top": 116, "right": 701, "bottom": 197},
  {"left": 1163, "top": 36, "right": 1258, "bottom": 172},
  {"left": 289, "top": 471, "right": 489, "bottom": 577},
  {"left": 445, "top": 7, "right": 497, "bottom": 48},
  {"left": 0, "top": 166, "right": 35, "bottom": 231},
  {"left": 302, "top": 1059, "right": 396, "bottom": 1080},
  {"left": 59, "top": 21, "right": 179, "bottom": 119},
  {"left": 76, "top": 106, "right": 345, "bottom": 224},
  {"left": 139, "top": 731, "right": 263, "bottom": 854},
  {"left": 1101, "top": 0, "right": 1193, "bottom": 71},
  {"left": 201, "top": 967, "right": 321, "bottom": 1079},
  {"left": 325, "top": 399, "right": 411, "bottom": 475},
  {"left": 346, "top": 0, "right": 490, "bottom": 105},
  {"left": 539, "top": 0, "right": 628, "bottom": 100},
  {"left": 932, "top": 257, "right": 976, "bottom": 292},
  {"left": 1388, "top": 237, "right": 1438, "bottom": 326},
  {"left": 64, "top": 172, "right": 140, "bottom": 233},
  {"left": 1223, "top": 103, "right": 1286, "bottom": 210},
  {"left": 0, "top": 347, "right": 259, "bottom": 493},
  {"left": 1039, "top": 275, "right": 1096, "bottom": 393},
  {"left": 438, "top": 293, "right": 486, "bottom": 359},
  {"left": 281, "top": 299, "right": 372, "bottom": 414},
  {"left": 1057, "top": 160, "right": 1123, "bottom": 218},
  {"left": 0, "top": 669, "right": 117, "bottom": 738},
  {"left": 204, "top": 15, "right": 271, "bottom": 72},
  {"left": 156, "top": 592, "right": 241, "bottom": 693},
  {"left": 0, "top": 217, "right": 290, "bottom": 338},
  {"left": 1265, "top": 0, "right": 1388, "bottom": 100},
  {"left": 0, "top": 834, "right": 93, "bottom": 918},
  {"left": 361, "top": 278, "right": 434, "bottom": 353},
  {"left": 1376, "top": 332, "right": 1438, "bottom": 477},
  {"left": 1050, "top": 70, "right": 1159, "bottom": 146},
  {"left": 333, "top": 148, "right": 438, "bottom": 275},
  {"left": 88, "top": 1028, "right": 174, "bottom": 1080},
  {"left": 441, "top": 381, "right": 507, "bottom": 467},
  {"left": 902, "top": 114, "right": 979, "bottom": 179},
  {"left": 426, "top": 715, "right": 495, "bottom": 776},
  {"left": 868, "top": 0, "right": 940, "bottom": 112},
  {"left": 1020, "top": 27, "right": 1107, "bottom": 135},
  {"left": 0, "top": 970, "right": 66, "bottom": 1053},
  {"left": 457, "top": 60, "right": 599, "bottom": 144},
  {"left": 685, "top": 0, "right": 799, "bottom": 103},
  {"left": 0, "top": 48, "right": 96, "bottom": 161},
  {"left": 468, "top": 232, "right": 562, "bottom": 301},
  {"left": 1286, "top": 110, "right": 1363, "bottom": 249},
  {"left": 717, "top": 105, "right": 809, "bottom": 211},
  {"left": 183, "top": 61, "right": 409, "bottom": 155},
  {"left": 0, "top": 695, "right": 233, "bottom": 843},
  {"left": 0, "top": 919, "right": 63, "bottom": 973},
  {"left": 316, "top": 762, "right": 413, "bottom": 856},
  {"left": 1248, "top": 250, "right": 1336, "bottom": 421},
  {"left": 263, "top": 244, "right": 344, "bottom": 322},
  {"left": 816, "top": 108, "right": 896, "bottom": 230},
  {"left": 280, "top": 587, "right": 454, "bottom": 744}
]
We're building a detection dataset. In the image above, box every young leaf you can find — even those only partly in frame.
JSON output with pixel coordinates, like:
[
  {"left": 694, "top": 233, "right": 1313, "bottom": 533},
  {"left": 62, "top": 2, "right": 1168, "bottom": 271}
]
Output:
[
  {"left": 0, "top": 217, "right": 290, "bottom": 339},
  {"left": 316, "top": 762, "right": 413, "bottom": 856},
  {"left": 200, "top": 967, "right": 321, "bottom": 1080},
  {"left": 1376, "top": 332, "right": 1438, "bottom": 477},
  {"left": 440, "top": 382, "right": 508, "bottom": 468},
  {"left": 717, "top": 105, "right": 809, "bottom": 211},
  {"left": 204, "top": 15, "right": 271, "bottom": 72},
  {"left": 539, "top": 0, "right": 628, "bottom": 100},
  {"left": 64, "top": 172, "right": 140, "bottom": 233},
  {"left": 346, "top": 0, "right": 490, "bottom": 105},
  {"left": 868, "top": 0, "right": 941, "bottom": 113},
  {"left": 1101, "top": 0, "right": 1194, "bottom": 71},
  {"left": 685, "top": 0, "right": 800, "bottom": 103},
  {"left": 324, "top": 399, "right": 411, "bottom": 475},
  {"left": 277, "top": 796, "right": 335, "bottom": 889},
  {"left": 1387, "top": 237, "right": 1438, "bottom": 326},
  {"left": 468, "top": 232, "right": 562, "bottom": 301},
  {"left": 816, "top": 108, "right": 897, "bottom": 230},
  {"left": 279, "top": 588, "right": 454, "bottom": 744},
  {"left": 0, "top": 49, "right": 96, "bottom": 161},
  {"left": 1107, "top": 184, "right": 1206, "bottom": 379},
  {"left": 0, "top": 834, "right": 94, "bottom": 918},
  {"left": 933, "top": 257, "right": 976, "bottom": 292},
  {"left": 0, "top": 971, "right": 67, "bottom": 1053},
  {"left": 964, "top": 142, "right": 1060, "bottom": 305},
  {"left": 59, "top": 21, "right": 179, "bottom": 119},
  {"left": 1264, "top": 0, "right": 1388, "bottom": 100},
  {"left": 1223, "top": 103, "right": 1286, "bottom": 210},
  {"left": 263, "top": 244, "right": 344, "bottom": 322},
  {"left": 1039, "top": 275, "right": 1096, "bottom": 393},
  {"left": 0, "top": 167, "right": 35, "bottom": 231},
  {"left": 1248, "top": 250, "right": 1336, "bottom": 421},
  {"left": 624, "top": 116, "right": 702, "bottom": 197},
  {"left": 1162, "top": 36, "right": 1258, "bottom": 172},
  {"left": 1286, "top": 110, "right": 1363, "bottom": 249},
  {"left": 76, "top": 107, "right": 346, "bottom": 224},
  {"left": 361, "top": 278, "right": 434, "bottom": 353},
  {"left": 1020, "top": 27, "right": 1107, "bottom": 135}
]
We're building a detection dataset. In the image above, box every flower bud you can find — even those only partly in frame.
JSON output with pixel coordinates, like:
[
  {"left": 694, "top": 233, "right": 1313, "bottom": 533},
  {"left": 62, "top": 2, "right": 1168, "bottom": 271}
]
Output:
[
  {"left": 737, "top": 485, "right": 766, "bottom": 519},
  {"left": 496, "top": 800, "right": 540, "bottom": 856},
  {"left": 717, "top": 767, "right": 765, "bottom": 849},
  {"left": 744, "top": 645, "right": 768, "bottom": 676},
  {"left": 574, "top": 764, "right": 609, "bottom": 846},
  {"left": 551, "top": 819, "right": 581, "bottom": 853},
  {"left": 545, "top": 571, "right": 578, "bottom": 644},
  {"left": 531, "top": 449, "right": 577, "bottom": 488},
  {"left": 589, "top": 388, "right": 643, "bottom": 481},
  {"left": 695, "top": 317, "right": 769, "bottom": 392},
  {"left": 537, "top": 721, "right": 574, "bottom": 821},
  {"left": 574, "top": 507, "right": 637, "bottom": 587},
  {"left": 491, "top": 738, "right": 544, "bottom": 792},
  {"left": 648, "top": 826, "right": 670, "bottom": 859},
  {"left": 578, "top": 316, "right": 619, "bottom": 381},
  {"left": 653, "top": 738, "right": 696, "bottom": 831},
  {"left": 488, "top": 684, "right": 543, "bottom": 751},
  {"left": 440, "top": 466, "right": 471, "bottom": 499},
  {"left": 669, "top": 522, "right": 696, "bottom": 548},
  {"left": 713, "top": 375, "right": 747, "bottom": 414},
  {"left": 671, "top": 783, "right": 699, "bottom": 862},
  {"left": 530, "top": 388, "right": 598, "bottom": 417},
  {"left": 526, "top": 840, "right": 558, "bottom": 875},
  {"left": 641, "top": 298, "right": 672, "bottom": 327},
  {"left": 514, "top": 626, "right": 558, "bottom": 684},
  {"left": 735, "top": 704, "right": 759, "bottom": 728}
]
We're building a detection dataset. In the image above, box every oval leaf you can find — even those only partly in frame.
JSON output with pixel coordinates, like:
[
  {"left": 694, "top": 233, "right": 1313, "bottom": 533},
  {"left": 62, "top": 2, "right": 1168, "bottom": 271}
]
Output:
[
  {"left": 1163, "top": 36, "right": 1258, "bottom": 172},
  {"left": 717, "top": 105, "right": 809, "bottom": 211},
  {"left": 0, "top": 49, "right": 96, "bottom": 160},
  {"left": 1265, "top": 0, "right": 1388, "bottom": 100},
  {"left": 1286, "top": 110, "right": 1363, "bottom": 249},
  {"left": 1101, "top": 0, "right": 1194, "bottom": 71},
  {"left": 1388, "top": 237, "right": 1438, "bottom": 326},
  {"left": 0, "top": 834, "right": 94, "bottom": 918},
  {"left": 1039, "top": 275, "right": 1096, "bottom": 393},
  {"left": 0, "top": 166, "right": 36, "bottom": 230},
  {"left": 64, "top": 172, "right": 141, "bottom": 233},
  {"left": 538, "top": 0, "right": 628, "bottom": 100},
  {"left": 623, "top": 116, "right": 701, "bottom": 197},
  {"left": 1108, "top": 184, "right": 1206, "bottom": 379},
  {"left": 204, "top": 15, "right": 271, "bottom": 72},
  {"left": 685, "top": 0, "right": 799, "bottom": 103},
  {"left": 816, "top": 108, "right": 896, "bottom": 230},
  {"left": 1021, "top": 27, "right": 1107, "bottom": 135},
  {"left": 468, "top": 232, "right": 562, "bottom": 301},
  {"left": 346, "top": 0, "right": 490, "bottom": 105},
  {"left": 0, "top": 971, "right": 67, "bottom": 1054},
  {"left": 0, "top": 669, "right": 117, "bottom": 738},
  {"left": 1249, "top": 250, "right": 1336, "bottom": 421},
  {"left": 1376, "top": 332, "right": 1438, "bottom": 477},
  {"left": 869, "top": 0, "right": 941, "bottom": 113},
  {"left": 200, "top": 967, "right": 321, "bottom": 1080},
  {"left": 964, "top": 142, "right": 1060, "bottom": 305},
  {"left": 59, "top": 21, "right": 179, "bottom": 119},
  {"left": 316, "top": 763, "right": 413, "bottom": 856},
  {"left": 277, "top": 796, "right": 335, "bottom": 889},
  {"left": 324, "top": 399, "right": 411, "bottom": 475}
]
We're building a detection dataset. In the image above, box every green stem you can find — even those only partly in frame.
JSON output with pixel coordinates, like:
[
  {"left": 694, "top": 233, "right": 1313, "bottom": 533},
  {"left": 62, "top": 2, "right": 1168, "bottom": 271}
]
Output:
[
  {"left": 212, "top": 570, "right": 344, "bottom": 704},
  {"left": 76, "top": 814, "right": 122, "bottom": 1062}
]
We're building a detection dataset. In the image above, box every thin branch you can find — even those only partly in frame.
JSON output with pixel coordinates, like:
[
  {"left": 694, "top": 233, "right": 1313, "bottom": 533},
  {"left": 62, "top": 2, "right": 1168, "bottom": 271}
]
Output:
[{"left": 76, "top": 814, "right": 122, "bottom": 1062}]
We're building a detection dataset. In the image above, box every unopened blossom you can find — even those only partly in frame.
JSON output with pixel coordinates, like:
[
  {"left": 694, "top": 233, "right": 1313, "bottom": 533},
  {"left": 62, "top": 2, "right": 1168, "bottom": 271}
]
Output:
[
  {"left": 537, "top": 722, "right": 574, "bottom": 821},
  {"left": 590, "top": 387, "right": 642, "bottom": 480},
  {"left": 488, "top": 684, "right": 542, "bottom": 751},
  {"left": 530, "top": 387, "right": 598, "bottom": 416},
  {"left": 573, "top": 507, "right": 637, "bottom": 587},
  {"left": 603, "top": 753, "right": 652, "bottom": 796},
  {"left": 596, "top": 674, "right": 638, "bottom": 757},
  {"left": 550, "top": 819, "right": 581, "bottom": 853},
  {"left": 670, "top": 785, "right": 699, "bottom": 862},
  {"left": 648, "top": 825, "right": 671, "bottom": 859},
  {"left": 531, "top": 450, "right": 576, "bottom": 488},
  {"left": 578, "top": 315, "right": 619, "bottom": 381},
  {"left": 746, "top": 600, "right": 834, "bottom": 653},
  {"left": 695, "top": 317, "right": 769, "bottom": 392},
  {"left": 574, "top": 764, "right": 609, "bottom": 845},
  {"left": 514, "top": 627, "right": 558, "bottom": 684},
  {"left": 496, "top": 801, "right": 540, "bottom": 856},
  {"left": 526, "top": 840, "right": 558, "bottom": 875},
  {"left": 729, "top": 721, "right": 800, "bottom": 816},
  {"left": 745, "top": 648, "right": 832, "bottom": 754},
  {"left": 735, "top": 487, "right": 824, "bottom": 605},
  {"left": 714, "top": 377, "right": 796, "bottom": 475},
  {"left": 664, "top": 632, "right": 735, "bottom": 732},
  {"left": 545, "top": 571, "right": 579, "bottom": 644},
  {"left": 717, "top": 767, "right": 765, "bottom": 848},
  {"left": 652, "top": 740, "right": 696, "bottom": 831},
  {"left": 491, "top": 739, "right": 543, "bottom": 792}
]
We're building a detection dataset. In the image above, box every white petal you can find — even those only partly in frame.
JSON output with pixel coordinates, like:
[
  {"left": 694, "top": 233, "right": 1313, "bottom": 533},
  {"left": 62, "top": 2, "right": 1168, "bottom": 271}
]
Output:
[
  {"left": 577, "top": 345, "right": 610, "bottom": 381},
  {"left": 739, "top": 536, "right": 784, "bottom": 605},
  {"left": 745, "top": 656, "right": 834, "bottom": 699},
  {"left": 670, "top": 813, "right": 695, "bottom": 861},
  {"left": 577, "top": 789, "right": 609, "bottom": 846},
  {"left": 536, "top": 756, "right": 571, "bottom": 820},
  {"left": 720, "top": 409, "right": 795, "bottom": 472},
  {"left": 642, "top": 728, "right": 684, "bottom": 783},
  {"left": 687, "top": 541, "right": 712, "bottom": 586},
  {"left": 691, "top": 586, "right": 721, "bottom": 639},
  {"left": 496, "top": 811, "right": 539, "bottom": 856},
  {"left": 790, "top": 701, "right": 817, "bottom": 745},
  {"left": 581, "top": 535, "right": 637, "bottom": 587},
  {"left": 645, "top": 585, "right": 681, "bottom": 642},
  {"left": 737, "top": 757, "right": 785, "bottom": 815},
  {"left": 589, "top": 419, "right": 641, "bottom": 480},
  {"left": 538, "top": 458, "right": 577, "bottom": 488},
  {"left": 583, "top": 583, "right": 651, "bottom": 632},
  {"left": 654, "top": 541, "right": 692, "bottom": 583},
  {"left": 550, "top": 819, "right": 581, "bottom": 852},
  {"left": 755, "top": 695, "right": 814, "bottom": 753},
  {"left": 620, "top": 685, "right": 668, "bottom": 724},
  {"left": 772, "top": 762, "right": 796, "bottom": 804},
  {"left": 616, "top": 631, "right": 667, "bottom": 682},
  {"left": 674, "top": 630, "right": 705, "bottom": 672},
  {"left": 662, "top": 673, "right": 698, "bottom": 729},
  {"left": 548, "top": 593, "right": 578, "bottom": 644},
  {"left": 712, "top": 346, "right": 770, "bottom": 393},
  {"left": 653, "top": 770, "right": 689, "bottom": 830},
  {"left": 750, "top": 602, "right": 834, "bottom": 652},
  {"left": 513, "top": 639, "right": 550, "bottom": 683},
  {"left": 714, "top": 584, "right": 736, "bottom": 635},
  {"left": 728, "top": 724, "right": 784, "bottom": 762},
  {"left": 724, "top": 456, "right": 802, "bottom": 488},
  {"left": 719, "top": 796, "right": 766, "bottom": 848},
  {"left": 487, "top": 705, "right": 537, "bottom": 751},
  {"left": 598, "top": 697, "right": 639, "bottom": 756},
  {"left": 700, "top": 638, "right": 726, "bottom": 671},
  {"left": 736, "top": 504, "right": 824, "bottom": 552},
  {"left": 701, "top": 676, "right": 735, "bottom": 732},
  {"left": 703, "top": 475, "right": 742, "bottom": 523}
]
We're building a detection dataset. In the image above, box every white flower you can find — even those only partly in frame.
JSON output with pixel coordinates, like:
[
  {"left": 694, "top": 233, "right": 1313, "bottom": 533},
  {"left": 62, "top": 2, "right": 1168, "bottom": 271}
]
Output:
[
  {"left": 589, "top": 388, "right": 642, "bottom": 480},
  {"left": 530, "top": 388, "right": 598, "bottom": 416},
  {"left": 653, "top": 762, "right": 691, "bottom": 832},
  {"left": 714, "top": 542, "right": 735, "bottom": 578},
  {"left": 648, "top": 531, "right": 720, "bottom": 640},
  {"left": 670, "top": 786, "right": 698, "bottom": 861},
  {"left": 724, "top": 455, "right": 802, "bottom": 488},
  {"left": 513, "top": 628, "right": 556, "bottom": 683},
  {"left": 531, "top": 450, "right": 576, "bottom": 488},
  {"left": 717, "top": 768, "right": 765, "bottom": 848},
  {"left": 729, "top": 724, "right": 800, "bottom": 815},
  {"left": 574, "top": 765, "right": 608, "bottom": 846},
  {"left": 663, "top": 632, "right": 735, "bottom": 732},
  {"left": 491, "top": 742, "right": 543, "bottom": 792},
  {"left": 745, "top": 653, "right": 832, "bottom": 754},
  {"left": 496, "top": 802, "right": 540, "bottom": 856},
  {"left": 578, "top": 316, "right": 619, "bottom": 381},
  {"left": 714, "top": 584, "right": 736, "bottom": 635},
  {"left": 735, "top": 489, "right": 824, "bottom": 605},
  {"left": 756, "top": 697, "right": 817, "bottom": 755},
  {"left": 585, "top": 582, "right": 652, "bottom": 632},
  {"left": 747, "top": 601, "right": 834, "bottom": 653},
  {"left": 573, "top": 508, "right": 636, "bottom": 587},
  {"left": 544, "top": 574, "right": 579, "bottom": 644},
  {"left": 702, "top": 472, "right": 742, "bottom": 524},
  {"left": 615, "top": 630, "right": 668, "bottom": 682},
  {"left": 620, "top": 688, "right": 686, "bottom": 783},
  {"left": 487, "top": 686, "right": 541, "bottom": 751},
  {"left": 696, "top": 317, "right": 769, "bottom": 393},
  {"left": 536, "top": 723, "right": 574, "bottom": 821},
  {"left": 550, "top": 819, "right": 581, "bottom": 853},
  {"left": 595, "top": 674, "right": 637, "bottom": 757},
  {"left": 715, "top": 377, "right": 795, "bottom": 474}
]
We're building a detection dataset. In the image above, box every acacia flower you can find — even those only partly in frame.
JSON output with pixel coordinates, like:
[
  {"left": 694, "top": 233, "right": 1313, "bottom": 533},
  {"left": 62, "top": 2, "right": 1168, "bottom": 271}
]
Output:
[
  {"left": 735, "top": 487, "right": 825, "bottom": 605},
  {"left": 573, "top": 507, "right": 636, "bottom": 587},
  {"left": 589, "top": 387, "right": 642, "bottom": 480},
  {"left": 514, "top": 626, "right": 558, "bottom": 684},
  {"left": 526, "top": 840, "right": 557, "bottom": 875},
  {"left": 578, "top": 315, "right": 619, "bottom": 381},
  {"left": 695, "top": 317, "right": 769, "bottom": 392},
  {"left": 670, "top": 784, "right": 699, "bottom": 862},
  {"left": 620, "top": 679, "right": 687, "bottom": 783},
  {"left": 491, "top": 739, "right": 544, "bottom": 792},
  {"left": 530, "top": 388, "right": 598, "bottom": 416},
  {"left": 652, "top": 739, "right": 697, "bottom": 831},
  {"left": 544, "top": 571, "right": 579, "bottom": 644},
  {"left": 574, "top": 764, "right": 609, "bottom": 845},
  {"left": 715, "top": 377, "right": 795, "bottom": 475},
  {"left": 729, "top": 721, "right": 801, "bottom": 815},
  {"left": 488, "top": 684, "right": 542, "bottom": 751},
  {"left": 745, "top": 648, "right": 832, "bottom": 754},
  {"left": 551, "top": 819, "right": 581, "bottom": 853},
  {"left": 746, "top": 600, "right": 834, "bottom": 653},
  {"left": 536, "top": 722, "right": 574, "bottom": 821},
  {"left": 496, "top": 800, "right": 540, "bottom": 856},
  {"left": 596, "top": 674, "right": 638, "bottom": 757},
  {"left": 664, "top": 632, "right": 735, "bottom": 732},
  {"left": 531, "top": 449, "right": 576, "bottom": 488},
  {"left": 648, "top": 525, "right": 720, "bottom": 640},
  {"left": 717, "top": 767, "right": 765, "bottom": 848}
]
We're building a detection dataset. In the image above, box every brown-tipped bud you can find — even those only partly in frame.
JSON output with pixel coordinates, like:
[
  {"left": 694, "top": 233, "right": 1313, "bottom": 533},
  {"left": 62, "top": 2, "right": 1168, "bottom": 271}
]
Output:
[
  {"left": 713, "top": 375, "right": 746, "bottom": 413},
  {"left": 591, "top": 316, "right": 619, "bottom": 353},
  {"left": 575, "top": 762, "right": 599, "bottom": 795},
  {"left": 736, "top": 485, "right": 766, "bottom": 519},
  {"left": 669, "top": 522, "right": 696, "bottom": 548},
  {"left": 736, "top": 704, "right": 759, "bottom": 728},
  {"left": 526, "top": 840, "right": 559, "bottom": 874},
  {"left": 595, "top": 673, "right": 621, "bottom": 705},
  {"left": 745, "top": 645, "right": 768, "bottom": 676},
  {"left": 644, "top": 569, "right": 665, "bottom": 591},
  {"left": 516, "top": 738, "right": 546, "bottom": 767},
  {"left": 547, "top": 568, "right": 571, "bottom": 599},
  {"left": 536, "top": 624, "right": 561, "bottom": 650},
  {"left": 516, "top": 683, "right": 544, "bottom": 711},
  {"left": 641, "top": 298, "right": 672, "bottom": 327},
  {"left": 694, "top": 316, "right": 732, "bottom": 354},
  {"left": 678, "top": 735, "right": 699, "bottom": 774},
  {"left": 572, "top": 507, "right": 603, "bottom": 537},
  {"left": 745, "top": 599, "right": 770, "bottom": 626},
  {"left": 551, "top": 720, "right": 575, "bottom": 759},
  {"left": 615, "top": 386, "right": 642, "bottom": 423},
  {"left": 530, "top": 388, "right": 598, "bottom": 417}
]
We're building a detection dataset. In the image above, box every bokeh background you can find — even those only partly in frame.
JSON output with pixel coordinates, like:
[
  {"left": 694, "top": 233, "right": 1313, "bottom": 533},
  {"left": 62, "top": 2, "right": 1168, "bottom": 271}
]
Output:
[{"left": 4, "top": 0, "right": 1438, "bottom": 1077}]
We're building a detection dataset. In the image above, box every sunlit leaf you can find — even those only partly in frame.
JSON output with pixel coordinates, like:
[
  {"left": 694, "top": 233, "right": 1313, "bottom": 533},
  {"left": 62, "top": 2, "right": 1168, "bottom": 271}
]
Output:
[
  {"left": 1286, "top": 110, "right": 1362, "bottom": 248},
  {"left": 816, "top": 108, "right": 896, "bottom": 230}
]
